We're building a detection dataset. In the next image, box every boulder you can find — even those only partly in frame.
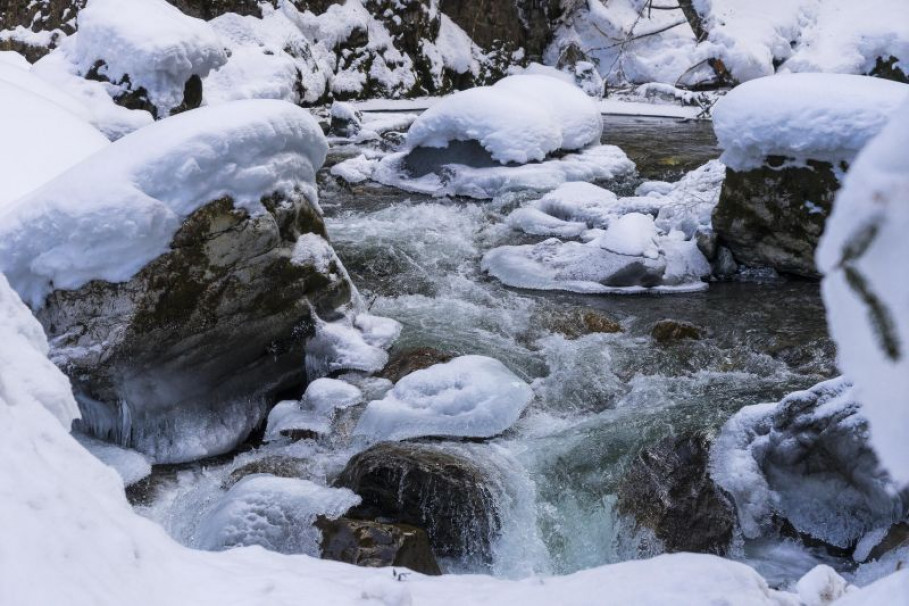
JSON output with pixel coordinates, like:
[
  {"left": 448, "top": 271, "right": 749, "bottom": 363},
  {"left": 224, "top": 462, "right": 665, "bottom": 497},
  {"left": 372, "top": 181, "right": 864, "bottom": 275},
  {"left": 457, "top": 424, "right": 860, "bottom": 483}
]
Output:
[
  {"left": 651, "top": 319, "right": 705, "bottom": 343},
  {"left": 712, "top": 157, "right": 839, "bottom": 279},
  {"left": 539, "top": 308, "right": 622, "bottom": 339},
  {"left": 336, "top": 442, "right": 500, "bottom": 560},
  {"left": 379, "top": 347, "right": 455, "bottom": 383},
  {"left": 225, "top": 455, "right": 314, "bottom": 488},
  {"left": 316, "top": 516, "right": 442, "bottom": 575},
  {"left": 617, "top": 433, "right": 735, "bottom": 555}
]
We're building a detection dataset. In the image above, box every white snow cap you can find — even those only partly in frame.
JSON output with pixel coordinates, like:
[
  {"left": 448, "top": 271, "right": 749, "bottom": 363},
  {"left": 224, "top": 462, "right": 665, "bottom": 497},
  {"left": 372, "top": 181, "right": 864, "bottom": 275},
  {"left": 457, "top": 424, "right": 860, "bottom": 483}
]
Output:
[
  {"left": 817, "top": 97, "right": 909, "bottom": 485},
  {"left": 73, "top": 0, "right": 227, "bottom": 115},
  {"left": 0, "top": 99, "right": 327, "bottom": 308},
  {"left": 0, "top": 80, "right": 109, "bottom": 208},
  {"left": 713, "top": 73, "right": 909, "bottom": 170},
  {"left": 404, "top": 74, "right": 603, "bottom": 164},
  {"left": 354, "top": 355, "right": 533, "bottom": 442},
  {"left": 263, "top": 378, "right": 363, "bottom": 441}
]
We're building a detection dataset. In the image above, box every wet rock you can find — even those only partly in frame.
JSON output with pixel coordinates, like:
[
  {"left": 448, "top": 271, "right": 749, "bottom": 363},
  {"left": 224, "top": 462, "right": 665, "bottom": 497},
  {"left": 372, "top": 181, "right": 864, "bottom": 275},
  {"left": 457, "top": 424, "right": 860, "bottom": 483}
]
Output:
[
  {"left": 868, "top": 523, "right": 909, "bottom": 561},
  {"left": 713, "top": 157, "right": 841, "bottom": 278},
  {"left": 379, "top": 347, "right": 455, "bottom": 383},
  {"left": 617, "top": 433, "right": 735, "bottom": 554},
  {"left": 336, "top": 442, "right": 500, "bottom": 560},
  {"left": 316, "top": 516, "right": 442, "bottom": 575},
  {"left": 403, "top": 140, "right": 503, "bottom": 178},
  {"left": 46, "top": 194, "right": 353, "bottom": 464},
  {"left": 224, "top": 455, "right": 313, "bottom": 488},
  {"left": 541, "top": 308, "right": 622, "bottom": 339},
  {"left": 651, "top": 319, "right": 705, "bottom": 343}
]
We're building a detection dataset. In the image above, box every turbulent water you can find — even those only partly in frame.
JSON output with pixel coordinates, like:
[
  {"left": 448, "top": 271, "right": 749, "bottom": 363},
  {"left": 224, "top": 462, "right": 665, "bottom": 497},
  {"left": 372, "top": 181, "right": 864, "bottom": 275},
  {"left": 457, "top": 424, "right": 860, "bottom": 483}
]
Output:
[{"left": 136, "top": 116, "right": 839, "bottom": 586}]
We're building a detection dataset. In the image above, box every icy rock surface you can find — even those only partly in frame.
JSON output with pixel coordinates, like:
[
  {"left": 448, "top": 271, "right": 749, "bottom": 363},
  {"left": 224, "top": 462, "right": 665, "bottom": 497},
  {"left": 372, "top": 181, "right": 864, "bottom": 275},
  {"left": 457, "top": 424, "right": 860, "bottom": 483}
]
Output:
[
  {"left": 264, "top": 378, "right": 363, "bottom": 441},
  {"left": 818, "top": 97, "right": 909, "bottom": 486},
  {"left": 354, "top": 355, "right": 533, "bottom": 442},
  {"left": 196, "top": 475, "right": 360, "bottom": 554},
  {"left": 713, "top": 74, "right": 909, "bottom": 171},
  {"left": 710, "top": 378, "right": 904, "bottom": 549},
  {"left": 403, "top": 74, "right": 602, "bottom": 164}
]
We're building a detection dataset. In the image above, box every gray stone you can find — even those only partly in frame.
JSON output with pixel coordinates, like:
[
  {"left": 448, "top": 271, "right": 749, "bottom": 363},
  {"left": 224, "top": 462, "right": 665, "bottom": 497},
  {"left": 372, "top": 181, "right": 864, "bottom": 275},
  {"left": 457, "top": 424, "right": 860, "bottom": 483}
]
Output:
[{"left": 317, "top": 516, "right": 442, "bottom": 575}]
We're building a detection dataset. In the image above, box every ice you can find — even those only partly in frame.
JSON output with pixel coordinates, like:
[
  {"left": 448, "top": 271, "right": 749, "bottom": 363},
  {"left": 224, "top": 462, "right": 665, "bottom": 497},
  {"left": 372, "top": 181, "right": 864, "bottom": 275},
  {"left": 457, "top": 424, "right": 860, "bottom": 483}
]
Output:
[
  {"left": 196, "top": 475, "right": 360, "bottom": 554},
  {"left": 713, "top": 73, "right": 909, "bottom": 171},
  {"left": 304, "top": 314, "right": 401, "bottom": 379},
  {"left": 0, "top": 80, "right": 108, "bottom": 207},
  {"left": 68, "top": 0, "right": 227, "bottom": 116},
  {"left": 0, "top": 99, "right": 327, "bottom": 307},
  {"left": 817, "top": 97, "right": 909, "bottom": 486},
  {"left": 710, "top": 378, "right": 903, "bottom": 548},
  {"left": 264, "top": 378, "right": 363, "bottom": 441},
  {"left": 403, "top": 74, "right": 601, "bottom": 165},
  {"left": 353, "top": 355, "right": 534, "bottom": 442},
  {"left": 73, "top": 432, "right": 151, "bottom": 486}
]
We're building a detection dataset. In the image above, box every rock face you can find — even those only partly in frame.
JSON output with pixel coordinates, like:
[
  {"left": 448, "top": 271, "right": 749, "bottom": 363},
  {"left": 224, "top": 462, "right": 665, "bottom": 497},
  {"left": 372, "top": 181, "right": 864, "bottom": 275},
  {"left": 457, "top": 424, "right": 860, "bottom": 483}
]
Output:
[
  {"left": 45, "top": 194, "right": 353, "bottom": 464},
  {"left": 713, "top": 157, "right": 841, "bottom": 278},
  {"left": 439, "top": 0, "right": 559, "bottom": 59},
  {"left": 336, "top": 442, "right": 500, "bottom": 560},
  {"left": 617, "top": 433, "right": 736, "bottom": 555},
  {"left": 316, "top": 516, "right": 442, "bottom": 575}
]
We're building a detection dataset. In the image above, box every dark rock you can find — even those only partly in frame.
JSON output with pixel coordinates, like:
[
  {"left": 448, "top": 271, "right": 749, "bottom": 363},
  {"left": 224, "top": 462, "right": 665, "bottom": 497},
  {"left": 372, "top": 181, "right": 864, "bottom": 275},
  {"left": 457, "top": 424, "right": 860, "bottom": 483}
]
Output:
[
  {"left": 868, "top": 522, "right": 909, "bottom": 561},
  {"left": 617, "top": 433, "right": 735, "bottom": 554},
  {"left": 403, "top": 140, "right": 504, "bottom": 177},
  {"left": 45, "top": 193, "right": 353, "bottom": 464},
  {"left": 379, "top": 347, "right": 455, "bottom": 383},
  {"left": 713, "top": 157, "right": 841, "bottom": 278},
  {"left": 541, "top": 308, "right": 622, "bottom": 340},
  {"left": 869, "top": 55, "right": 908, "bottom": 84},
  {"left": 651, "top": 319, "right": 705, "bottom": 342},
  {"left": 336, "top": 442, "right": 500, "bottom": 560},
  {"left": 225, "top": 455, "right": 313, "bottom": 488},
  {"left": 317, "top": 516, "right": 442, "bottom": 575},
  {"left": 439, "top": 0, "right": 560, "bottom": 61},
  {"left": 0, "top": 0, "right": 82, "bottom": 60}
]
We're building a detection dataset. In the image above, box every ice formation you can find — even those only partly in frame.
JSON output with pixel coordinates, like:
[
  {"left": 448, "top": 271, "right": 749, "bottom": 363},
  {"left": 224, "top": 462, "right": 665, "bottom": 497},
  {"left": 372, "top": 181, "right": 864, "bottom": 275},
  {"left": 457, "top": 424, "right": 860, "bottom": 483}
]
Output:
[
  {"left": 354, "top": 355, "right": 534, "bottom": 442},
  {"left": 264, "top": 378, "right": 363, "bottom": 441}
]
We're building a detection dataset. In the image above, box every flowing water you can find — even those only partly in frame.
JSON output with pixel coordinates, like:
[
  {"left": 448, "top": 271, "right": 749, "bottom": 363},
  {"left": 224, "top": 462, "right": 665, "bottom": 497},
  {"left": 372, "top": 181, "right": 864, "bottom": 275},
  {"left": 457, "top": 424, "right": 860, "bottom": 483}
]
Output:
[{"left": 137, "top": 116, "right": 839, "bottom": 587}]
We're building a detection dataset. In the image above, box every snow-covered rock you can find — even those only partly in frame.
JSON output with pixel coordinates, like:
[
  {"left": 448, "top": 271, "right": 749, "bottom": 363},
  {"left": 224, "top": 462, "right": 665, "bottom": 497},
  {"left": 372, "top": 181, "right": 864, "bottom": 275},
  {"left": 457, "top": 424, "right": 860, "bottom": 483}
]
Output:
[
  {"left": 353, "top": 355, "right": 533, "bottom": 442},
  {"left": 818, "top": 97, "right": 909, "bottom": 486},
  {"left": 264, "top": 378, "right": 364, "bottom": 441},
  {"left": 197, "top": 475, "right": 360, "bottom": 554},
  {"left": 0, "top": 79, "right": 108, "bottom": 207},
  {"left": 0, "top": 99, "right": 363, "bottom": 464},
  {"left": 710, "top": 378, "right": 904, "bottom": 549}
]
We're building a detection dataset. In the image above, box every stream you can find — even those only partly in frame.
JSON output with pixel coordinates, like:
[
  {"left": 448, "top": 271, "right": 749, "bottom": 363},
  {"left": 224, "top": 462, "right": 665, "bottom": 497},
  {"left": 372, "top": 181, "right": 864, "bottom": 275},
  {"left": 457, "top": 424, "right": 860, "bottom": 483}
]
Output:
[{"left": 135, "top": 115, "right": 840, "bottom": 587}]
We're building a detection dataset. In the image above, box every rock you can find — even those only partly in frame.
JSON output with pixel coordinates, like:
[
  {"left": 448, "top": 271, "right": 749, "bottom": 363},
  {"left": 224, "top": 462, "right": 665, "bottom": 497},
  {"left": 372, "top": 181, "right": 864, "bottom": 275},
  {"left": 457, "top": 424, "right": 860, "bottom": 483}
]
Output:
[
  {"left": 329, "top": 101, "right": 363, "bottom": 137},
  {"left": 225, "top": 455, "right": 313, "bottom": 488},
  {"left": 379, "top": 347, "right": 455, "bottom": 383},
  {"left": 651, "top": 319, "right": 705, "bottom": 342},
  {"left": 540, "top": 308, "right": 622, "bottom": 339},
  {"left": 316, "top": 516, "right": 442, "bottom": 575},
  {"left": 868, "top": 523, "right": 909, "bottom": 561},
  {"left": 617, "top": 433, "right": 736, "bottom": 555},
  {"left": 336, "top": 442, "right": 500, "bottom": 560},
  {"left": 439, "top": 0, "right": 560, "bottom": 60},
  {"left": 713, "top": 157, "right": 841, "bottom": 278},
  {"left": 48, "top": 194, "right": 353, "bottom": 464}
]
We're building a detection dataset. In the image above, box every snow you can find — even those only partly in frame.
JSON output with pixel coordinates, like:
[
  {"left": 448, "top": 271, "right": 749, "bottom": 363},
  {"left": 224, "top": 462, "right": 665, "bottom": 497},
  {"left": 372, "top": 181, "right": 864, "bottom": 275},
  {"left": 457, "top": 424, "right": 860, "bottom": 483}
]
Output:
[
  {"left": 196, "top": 475, "right": 360, "bottom": 554},
  {"left": 796, "top": 565, "right": 854, "bottom": 605},
  {"left": 713, "top": 74, "right": 909, "bottom": 171},
  {"left": 0, "top": 99, "right": 327, "bottom": 307},
  {"left": 354, "top": 355, "right": 534, "bottom": 442},
  {"left": 817, "top": 97, "right": 909, "bottom": 486},
  {"left": 305, "top": 313, "right": 401, "bottom": 378},
  {"left": 403, "top": 74, "right": 603, "bottom": 164},
  {"left": 0, "top": 80, "right": 109, "bottom": 208},
  {"left": 73, "top": 432, "right": 152, "bottom": 486},
  {"left": 264, "top": 378, "right": 363, "bottom": 441},
  {"left": 70, "top": 0, "right": 227, "bottom": 115},
  {"left": 0, "top": 50, "right": 30, "bottom": 69}
]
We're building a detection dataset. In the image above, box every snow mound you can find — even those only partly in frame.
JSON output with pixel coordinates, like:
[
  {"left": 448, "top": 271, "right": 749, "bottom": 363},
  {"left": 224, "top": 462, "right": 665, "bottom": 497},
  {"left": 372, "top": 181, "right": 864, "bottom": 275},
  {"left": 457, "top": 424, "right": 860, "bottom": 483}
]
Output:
[
  {"left": 404, "top": 74, "right": 602, "bottom": 164},
  {"left": 71, "top": 0, "right": 227, "bottom": 115},
  {"left": 0, "top": 80, "right": 109, "bottom": 208},
  {"left": 354, "top": 355, "right": 533, "bottom": 442},
  {"left": 817, "top": 97, "right": 909, "bottom": 486},
  {"left": 0, "top": 99, "right": 327, "bottom": 307},
  {"left": 713, "top": 73, "right": 909, "bottom": 170},
  {"left": 73, "top": 433, "right": 151, "bottom": 486},
  {"left": 264, "top": 378, "right": 363, "bottom": 441},
  {"left": 197, "top": 475, "right": 360, "bottom": 554},
  {"left": 305, "top": 313, "right": 401, "bottom": 379},
  {"left": 710, "top": 378, "right": 903, "bottom": 548}
]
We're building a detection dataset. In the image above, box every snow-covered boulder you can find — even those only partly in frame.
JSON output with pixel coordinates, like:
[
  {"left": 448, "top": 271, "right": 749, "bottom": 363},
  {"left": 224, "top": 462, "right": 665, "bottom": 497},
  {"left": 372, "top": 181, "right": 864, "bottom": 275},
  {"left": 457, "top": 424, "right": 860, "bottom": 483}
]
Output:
[
  {"left": 353, "top": 355, "right": 533, "bottom": 442},
  {"left": 197, "top": 475, "right": 360, "bottom": 554},
  {"left": 264, "top": 378, "right": 363, "bottom": 441},
  {"left": 818, "top": 97, "right": 909, "bottom": 486},
  {"left": 712, "top": 73, "right": 909, "bottom": 277},
  {"left": 710, "top": 378, "right": 905, "bottom": 551},
  {"left": 0, "top": 99, "right": 362, "bottom": 464}
]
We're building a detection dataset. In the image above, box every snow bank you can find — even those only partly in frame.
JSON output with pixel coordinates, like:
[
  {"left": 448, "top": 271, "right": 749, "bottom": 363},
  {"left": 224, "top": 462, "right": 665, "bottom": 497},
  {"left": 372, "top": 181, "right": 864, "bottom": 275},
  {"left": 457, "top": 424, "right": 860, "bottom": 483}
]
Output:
[
  {"left": 354, "top": 355, "right": 534, "bottom": 442},
  {"left": 0, "top": 80, "right": 108, "bottom": 208},
  {"left": 0, "top": 99, "right": 327, "bottom": 307},
  {"left": 404, "top": 74, "right": 602, "bottom": 164},
  {"left": 71, "top": 0, "right": 227, "bottom": 115},
  {"left": 713, "top": 74, "right": 909, "bottom": 171},
  {"left": 73, "top": 433, "right": 152, "bottom": 486},
  {"left": 197, "top": 475, "right": 360, "bottom": 554},
  {"left": 817, "top": 97, "right": 909, "bottom": 486}
]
